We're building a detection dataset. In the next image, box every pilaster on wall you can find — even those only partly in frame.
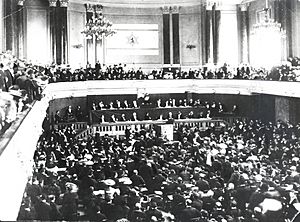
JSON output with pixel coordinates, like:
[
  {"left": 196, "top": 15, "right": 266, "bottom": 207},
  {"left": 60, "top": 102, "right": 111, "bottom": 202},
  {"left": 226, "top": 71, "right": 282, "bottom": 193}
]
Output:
[
  {"left": 162, "top": 5, "right": 180, "bottom": 66},
  {"left": 0, "top": 1, "right": 4, "bottom": 52},
  {"left": 202, "top": 1, "right": 239, "bottom": 66},
  {"left": 67, "top": 2, "right": 85, "bottom": 67},
  {"left": 179, "top": 5, "right": 202, "bottom": 67},
  {"left": 4, "top": 0, "right": 25, "bottom": 58},
  {"left": 292, "top": 0, "right": 300, "bottom": 57},
  {"left": 24, "top": 0, "right": 50, "bottom": 64},
  {"left": 237, "top": 3, "right": 249, "bottom": 64},
  {"left": 49, "top": 0, "right": 68, "bottom": 65},
  {"left": 275, "top": 96, "right": 290, "bottom": 123}
]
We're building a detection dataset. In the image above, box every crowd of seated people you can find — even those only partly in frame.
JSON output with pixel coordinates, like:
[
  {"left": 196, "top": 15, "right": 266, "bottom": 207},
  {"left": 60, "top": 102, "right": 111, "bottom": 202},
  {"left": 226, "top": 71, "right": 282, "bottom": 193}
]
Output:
[
  {"left": 91, "top": 98, "right": 228, "bottom": 113},
  {"left": 92, "top": 99, "right": 233, "bottom": 123},
  {"left": 266, "top": 65, "right": 300, "bottom": 82},
  {"left": 53, "top": 99, "right": 237, "bottom": 124},
  {"left": 43, "top": 61, "right": 300, "bottom": 82},
  {"left": 44, "top": 63, "right": 240, "bottom": 82},
  {"left": 18, "top": 118, "right": 300, "bottom": 222},
  {"left": 91, "top": 98, "right": 226, "bottom": 110},
  {"left": 52, "top": 98, "right": 238, "bottom": 124},
  {"left": 97, "top": 110, "right": 213, "bottom": 124}
]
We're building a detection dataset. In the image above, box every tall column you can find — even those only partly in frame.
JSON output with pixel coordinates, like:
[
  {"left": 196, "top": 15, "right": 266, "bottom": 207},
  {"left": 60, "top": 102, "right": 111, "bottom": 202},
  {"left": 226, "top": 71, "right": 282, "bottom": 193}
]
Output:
[
  {"left": 162, "top": 6, "right": 180, "bottom": 66},
  {"left": 49, "top": 0, "right": 57, "bottom": 63},
  {"left": 171, "top": 6, "right": 180, "bottom": 65},
  {"left": 200, "top": 4, "right": 206, "bottom": 65},
  {"left": 49, "top": 0, "right": 68, "bottom": 65},
  {"left": 162, "top": 6, "right": 170, "bottom": 65},
  {"left": 0, "top": 0, "right": 3, "bottom": 52},
  {"left": 169, "top": 8, "right": 173, "bottom": 65},
  {"left": 212, "top": 3, "right": 221, "bottom": 64},
  {"left": 84, "top": 3, "right": 94, "bottom": 65},
  {"left": 94, "top": 5, "right": 103, "bottom": 65},
  {"left": 286, "top": 0, "right": 293, "bottom": 57},
  {"left": 5, "top": 0, "right": 15, "bottom": 52},
  {"left": 3, "top": 0, "right": 25, "bottom": 57},
  {"left": 16, "top": 0, "right": 24, "bottom": 59},
  {"left": 102, "top": 35, "right": 106, "bottom": 65},
  {"left": 205, "top": 3, "right": 212, "bottom": 64},
  {"left": 239, "top": 4, "right": 249, "bottom": 63},
  {"left": 58, "top": 0, "right": 68, "bottom": 64}
]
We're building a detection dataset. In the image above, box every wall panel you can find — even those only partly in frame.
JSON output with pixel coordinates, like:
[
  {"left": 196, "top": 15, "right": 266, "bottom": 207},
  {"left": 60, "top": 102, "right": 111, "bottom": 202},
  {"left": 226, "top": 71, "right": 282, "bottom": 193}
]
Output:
[
  {"left": 275, "top": 96, "right": 290, "bottom": 122},
  {"left": 68, "top": 8, "right": 86, "bottom": 67},
  {"left": 102, "top": 7, "right": 163, "bottom": 67},
  {"left": 179, "top": 11, "right": 200, "bottom": 66},
  {"left": 26, "top": 8, "right": 50, "bottom": 64},
  {"left": 219, "top": 9, "right": 238, "bottom": 65}
]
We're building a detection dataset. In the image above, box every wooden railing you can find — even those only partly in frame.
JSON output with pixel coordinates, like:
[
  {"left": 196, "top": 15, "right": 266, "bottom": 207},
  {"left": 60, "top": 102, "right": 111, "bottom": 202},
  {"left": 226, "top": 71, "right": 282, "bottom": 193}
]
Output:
[
  {"left": 74, "top": 118, "right": 228, "bottom": 139},
  {"left": 92, "top": 120, "right": 165, "bottom": 137},
  {"left": 75, "top": 126, "right": 94, "bottom": 140},
  {"left": 173, "top": 118, "right": 226, "bottom": 129},
  {"left": 53, "top": 116, "right": 247, "bottom": 140},
  {"left": 219, "top": 116, "right": 248, "bottom": 125},
  {"left": 52, "top": 122, "right": 87, "bottom": 132}
]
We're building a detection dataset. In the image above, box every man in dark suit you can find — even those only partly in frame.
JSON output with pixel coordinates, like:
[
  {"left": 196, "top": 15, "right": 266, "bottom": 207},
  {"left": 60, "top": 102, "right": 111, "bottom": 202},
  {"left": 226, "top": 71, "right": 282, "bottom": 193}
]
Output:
[
  {"left": 131, "top": 112, "right": 139, "bottom": 121},
  {"left": 65, "top": 106, "right": 75, "bottom": 122},
  {"left": 122, "top": 100, "right": 129, "bottom": 109},
  {"left": 132, "top": 100, "right": 138, "bottom": 108},
  {"left": 119, "top": 113, "right": 127, "bottom": 122},
  {"left": 110, "top": 114, "right": 117, "bottom": 122},
  {"left": 115, "top": 100, "right": 121, "bottom": 109}
]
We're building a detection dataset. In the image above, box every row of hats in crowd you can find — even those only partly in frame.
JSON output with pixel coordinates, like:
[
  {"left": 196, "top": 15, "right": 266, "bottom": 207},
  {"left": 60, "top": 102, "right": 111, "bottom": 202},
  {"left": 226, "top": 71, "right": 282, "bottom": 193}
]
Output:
[{"left": 18, "top": 118, "right": 300, "bottom": 221}]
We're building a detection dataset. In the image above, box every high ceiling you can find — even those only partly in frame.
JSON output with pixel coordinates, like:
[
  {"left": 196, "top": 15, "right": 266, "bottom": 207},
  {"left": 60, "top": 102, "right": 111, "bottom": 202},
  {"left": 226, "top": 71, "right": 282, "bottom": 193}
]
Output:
[{"left": 71, "top": 0, "right": 253, "bottom": 8}]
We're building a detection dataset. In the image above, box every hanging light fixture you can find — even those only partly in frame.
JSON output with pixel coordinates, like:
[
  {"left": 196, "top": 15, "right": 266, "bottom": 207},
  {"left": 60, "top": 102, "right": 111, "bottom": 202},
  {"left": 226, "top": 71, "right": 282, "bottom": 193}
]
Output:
[
  {"left": 251, "top": 0, "right": 282, "bottom": 34},
  {"left": 81, "top": 5, "right": 116, "bottom": 39},
  {"left": 250, "top": 0, "right": 286, "bottom": 68},
  {"left": 17, "top": 0, "right": 25, "bottom": 6}
]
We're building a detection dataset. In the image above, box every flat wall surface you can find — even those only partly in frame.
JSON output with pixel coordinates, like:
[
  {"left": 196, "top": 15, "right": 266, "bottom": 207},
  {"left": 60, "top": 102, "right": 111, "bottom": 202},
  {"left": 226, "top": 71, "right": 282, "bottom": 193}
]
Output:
[{"left": 25, "top": 6, "right": 50, "bottom": 64}]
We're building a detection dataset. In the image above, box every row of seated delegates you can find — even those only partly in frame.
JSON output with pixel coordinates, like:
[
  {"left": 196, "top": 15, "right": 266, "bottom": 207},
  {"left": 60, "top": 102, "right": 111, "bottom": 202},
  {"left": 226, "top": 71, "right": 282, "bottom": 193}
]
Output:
[
  {"left": 91, "top": 100, "right": 139, "bottom": 110},
  {"left": 46, "top": 60, "right": 300, "bottom": 82},
  {"left": 91, "top": 97, "right": 228, "bottom": 111},
  {"left": 99, "top": 110, "right": 213, "bottom": 123},
  {"left": 54, "top": 105, "right": 85, "bottom": 124},
  {"left": 44, "top": 62, "right": 237, "bottom": 82},
  {"left": 19, "top": 118, "right": 300, "bottom": 222},
  {"left": 47, "top": 63, "right": 148, "bottom": 82}
]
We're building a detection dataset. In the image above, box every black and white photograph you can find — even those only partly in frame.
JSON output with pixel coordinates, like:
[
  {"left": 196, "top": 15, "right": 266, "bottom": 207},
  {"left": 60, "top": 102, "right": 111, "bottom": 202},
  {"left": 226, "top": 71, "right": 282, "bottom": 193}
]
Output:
[{"left": 0, "top": 0, "right": 300, "bottom": 221}]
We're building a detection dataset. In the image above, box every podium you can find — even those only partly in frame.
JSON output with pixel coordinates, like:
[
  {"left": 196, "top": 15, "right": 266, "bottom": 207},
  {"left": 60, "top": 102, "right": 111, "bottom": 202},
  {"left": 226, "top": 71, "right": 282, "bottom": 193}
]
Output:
[{"left": 155, "top": 124, "right": 173, "bottom": 141}]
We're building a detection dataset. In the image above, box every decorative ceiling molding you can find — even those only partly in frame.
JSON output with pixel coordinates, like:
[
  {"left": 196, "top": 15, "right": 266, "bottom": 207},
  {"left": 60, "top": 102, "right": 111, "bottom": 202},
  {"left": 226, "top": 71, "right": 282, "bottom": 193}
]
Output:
[
  {"left": 70, "top": 0, "right": 250, "bottom": 8},
  {"left": 70, "top": 0, "right": 257, "bottom": 8}
]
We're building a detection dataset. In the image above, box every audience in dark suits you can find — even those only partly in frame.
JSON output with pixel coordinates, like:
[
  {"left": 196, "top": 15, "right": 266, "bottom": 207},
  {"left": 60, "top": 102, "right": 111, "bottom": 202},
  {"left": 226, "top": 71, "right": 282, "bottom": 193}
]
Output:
[{"left": 18, "top": 119, "right": 300, "bottom": 222}]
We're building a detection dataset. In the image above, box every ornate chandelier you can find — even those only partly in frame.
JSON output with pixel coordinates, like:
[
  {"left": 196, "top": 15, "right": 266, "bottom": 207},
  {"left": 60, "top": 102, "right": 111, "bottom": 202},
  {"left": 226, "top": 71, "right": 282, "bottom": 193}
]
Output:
[
  {"left": 81, "top": 14, "right": 116, "bottom": 39},
  {"left": 250, "top": 0, "right": 286, "bottom": 68},
  {"left": 251, "top": 0, "right": 284, "bottom": 35}
]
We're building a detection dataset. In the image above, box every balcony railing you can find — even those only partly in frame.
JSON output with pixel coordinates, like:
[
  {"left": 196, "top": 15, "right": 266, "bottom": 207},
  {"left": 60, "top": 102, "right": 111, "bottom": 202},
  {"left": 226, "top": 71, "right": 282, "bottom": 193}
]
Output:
[
  {"left": 74, "top": 118, "right": 230, "bottom": 139},
  {"left": 52, "top": 122, "right": 88, "bottom": 132}
]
